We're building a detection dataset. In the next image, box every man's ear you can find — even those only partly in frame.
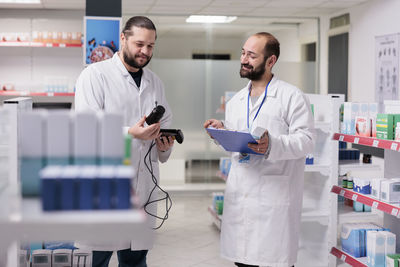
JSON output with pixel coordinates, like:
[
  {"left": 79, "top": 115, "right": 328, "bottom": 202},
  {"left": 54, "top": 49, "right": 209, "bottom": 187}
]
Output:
[{"left": 267, "top": 55, "right": 277, "bottom": 68}]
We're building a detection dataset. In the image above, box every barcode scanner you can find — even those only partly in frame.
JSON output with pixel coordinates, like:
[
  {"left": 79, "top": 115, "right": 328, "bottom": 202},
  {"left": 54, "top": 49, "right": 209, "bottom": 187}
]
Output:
[
  {"left": 160, "top": 129, "right": 184, "bottom": 144},
  {"left": 146, "top": 105, "right": 165, "bottom": 125}
]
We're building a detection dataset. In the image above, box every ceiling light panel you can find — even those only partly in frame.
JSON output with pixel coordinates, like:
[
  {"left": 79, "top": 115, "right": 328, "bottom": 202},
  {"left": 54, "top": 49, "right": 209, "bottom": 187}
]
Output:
[{"left": 186, "top": 15, "right": 237, "bottom": 23}]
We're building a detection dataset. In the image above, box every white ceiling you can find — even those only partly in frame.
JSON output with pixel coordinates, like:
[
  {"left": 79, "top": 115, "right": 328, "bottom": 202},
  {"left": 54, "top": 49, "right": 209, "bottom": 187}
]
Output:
[{"left": 0, "top": 0, "right": 371, "bottom": 37}]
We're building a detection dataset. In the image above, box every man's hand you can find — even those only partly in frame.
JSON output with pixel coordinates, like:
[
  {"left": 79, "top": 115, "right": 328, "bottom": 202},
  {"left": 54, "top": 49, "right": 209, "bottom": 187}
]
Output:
[
  {"left": 248, "top": 130, "right": 269, "bottom": 154},
  {"left": 156, "top": 135, "right": 174, "bottom": 152},
  {"left": 128, "top": 116, "right": 160, "bottom": 140},
  {"left": 204, "top": 119, "right": 224, "bottom": 139},
  {"left": 203, "top": 119, "right": 224, "bottom": 129}
]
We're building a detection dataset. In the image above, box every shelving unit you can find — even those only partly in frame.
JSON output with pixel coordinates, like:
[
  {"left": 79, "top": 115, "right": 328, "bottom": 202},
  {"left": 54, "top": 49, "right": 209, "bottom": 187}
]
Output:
[
  {"left": 0, "top": 14, "right": 83, "bottom": 109},
  {"left": 330, "top": 247, "right": 367, "bottom": 267},
  {"left": 0, "top": 91, "right": 74, "bottom": 97},
  {"left": 0, "top": 105, "right": 149, "bottom": 266},
  {"left": 303, "top": 94, "right": 343, "bottom": 267},
  {"left": 208, "top": 205, "right": 221, "bottom": 230},
  {"left": 0, "top": 197, "right": 149, "bottom": 243},
  {"left": 0, "top": 42, "right": 82, "bottom": 48},
  {"left": 216, "top": 171, "right": 227, "bottom": 182},
  {"left": 331, "top": 185, "right": 400, "bottom": 217},
  {"left": 330, "top": 133, "right": 400, "bottom": 266}
]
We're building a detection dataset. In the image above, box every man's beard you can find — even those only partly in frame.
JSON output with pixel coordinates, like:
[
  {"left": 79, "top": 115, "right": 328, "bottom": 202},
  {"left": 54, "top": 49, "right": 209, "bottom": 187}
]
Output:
[
  {"left": 239, "top": 61, "right": 266, "bottom": 81},
  {"left": 123, "top": 48, "right": 152, "bottom": 69}
]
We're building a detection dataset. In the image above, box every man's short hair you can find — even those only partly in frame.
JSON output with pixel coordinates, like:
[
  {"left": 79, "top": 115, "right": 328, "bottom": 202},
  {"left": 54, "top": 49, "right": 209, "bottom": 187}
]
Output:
[
  {"left": 122, "top": 16, "right": 157, "bottom": 38},
  {"left": 254, "top": 32, "right": 280, "bottom": 60}
]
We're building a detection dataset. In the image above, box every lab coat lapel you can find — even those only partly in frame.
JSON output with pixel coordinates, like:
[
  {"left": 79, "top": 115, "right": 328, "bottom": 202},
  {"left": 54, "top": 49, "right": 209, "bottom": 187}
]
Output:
[
  {"left": 139, "top": 69, "right": 150, "bottom": 93},
  {"left": 113, "top": 52, "right": 141, "bottom": 89},
  {"left": 247, "top": 75, "right": 279, "bottom": 115}
]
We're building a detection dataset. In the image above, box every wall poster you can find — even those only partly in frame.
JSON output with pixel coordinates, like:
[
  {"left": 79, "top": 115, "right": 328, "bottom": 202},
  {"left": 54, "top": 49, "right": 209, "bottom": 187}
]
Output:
[
  {"left": 375, "top": 33, "right": 399, "bottom": 111},
  {"left": 84, "top": 16, "right": 121, "bottom": 65}
]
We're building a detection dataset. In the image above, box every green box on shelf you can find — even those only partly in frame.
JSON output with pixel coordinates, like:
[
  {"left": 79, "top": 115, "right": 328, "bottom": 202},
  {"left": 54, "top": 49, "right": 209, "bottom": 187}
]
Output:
[
  {"left": 386, "top": 254, "right": 400, "bottom": 267},
  {"left": 376, "top": 114, "right": 395, "bottom": 140}
]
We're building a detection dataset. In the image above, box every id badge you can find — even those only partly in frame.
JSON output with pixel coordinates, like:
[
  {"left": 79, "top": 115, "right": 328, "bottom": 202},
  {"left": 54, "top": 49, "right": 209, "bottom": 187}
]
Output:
[{"left": 239, "top": 153, "right": 250, "bottom": 164}]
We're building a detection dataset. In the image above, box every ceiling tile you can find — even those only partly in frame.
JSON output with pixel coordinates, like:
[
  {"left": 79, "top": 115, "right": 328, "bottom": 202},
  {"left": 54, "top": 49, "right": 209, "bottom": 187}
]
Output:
[{"left": 266, "top": 0, "right": 327, "bottom": 8}]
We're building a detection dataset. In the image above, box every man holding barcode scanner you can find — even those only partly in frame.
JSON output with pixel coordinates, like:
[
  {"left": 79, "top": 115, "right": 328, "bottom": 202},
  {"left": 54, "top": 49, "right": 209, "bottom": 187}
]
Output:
[
  {"left": 204, "top": 32, "right": 314, "bottom": 267},
  {"left": 75, "top": 16, "right": 175, "bottom": 267}
]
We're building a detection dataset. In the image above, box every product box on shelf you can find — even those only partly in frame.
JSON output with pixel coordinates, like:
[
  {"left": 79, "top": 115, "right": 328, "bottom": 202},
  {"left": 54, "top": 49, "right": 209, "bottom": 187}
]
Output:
[
  {"left": 355, "top": 103, "right": 371, "bottom": 137},
  {"left": 369, "top": 103, "right": 378, "bottom": 137},
  {"left": 343, "top": 102, "right": 360, "bottom": 135},
  {"left": 376, "top": 114, "right": 395, "bottom": 140},
  {"left": 386, "top": 254, "right": 400, "bottom": 267},
  {"left": 380, "top": 179, "right": 400, "bottom": 203}
]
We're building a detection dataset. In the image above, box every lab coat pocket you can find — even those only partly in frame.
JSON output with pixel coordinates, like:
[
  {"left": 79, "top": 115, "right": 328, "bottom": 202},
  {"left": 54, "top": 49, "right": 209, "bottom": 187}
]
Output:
[
  {"left": 260, "top": 175, "right": 290, "bottom": 206},
  {"left": 255, "top": 113, "right": 288, "bottom": 137}
]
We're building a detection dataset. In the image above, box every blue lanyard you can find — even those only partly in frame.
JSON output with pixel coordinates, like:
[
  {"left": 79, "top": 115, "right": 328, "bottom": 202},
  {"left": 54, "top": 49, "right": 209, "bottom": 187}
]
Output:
[{"left": 247, "top": 80, "right": 271, "bottom": 130}]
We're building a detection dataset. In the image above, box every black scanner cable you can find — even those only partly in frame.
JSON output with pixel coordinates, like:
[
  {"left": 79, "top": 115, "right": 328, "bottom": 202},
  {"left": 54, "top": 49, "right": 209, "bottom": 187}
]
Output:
[{"left": 143, "top": 140, "right": 172, "bottom": 229}]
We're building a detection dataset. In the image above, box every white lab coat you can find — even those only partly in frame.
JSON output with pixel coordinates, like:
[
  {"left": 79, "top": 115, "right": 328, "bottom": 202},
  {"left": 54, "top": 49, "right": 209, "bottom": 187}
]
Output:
[
  {"left": 220, "top": 76, "right": 314, "bottom": 267},
  {"left": 74, "top": 53, "right": 172, "bottom": 251}
]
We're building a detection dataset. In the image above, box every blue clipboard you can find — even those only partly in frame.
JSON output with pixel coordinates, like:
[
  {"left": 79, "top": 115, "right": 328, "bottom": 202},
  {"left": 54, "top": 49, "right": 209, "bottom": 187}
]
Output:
[{"left": 206, "top": 127, "right": 262, "bottom": 155}]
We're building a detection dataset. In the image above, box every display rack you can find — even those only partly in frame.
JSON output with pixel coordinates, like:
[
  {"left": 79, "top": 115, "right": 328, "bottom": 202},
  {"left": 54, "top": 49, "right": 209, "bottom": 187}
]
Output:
[
  {"left": 331, "top": 185, "right": 400, "bottom": 217},
  {"left": 216, "top": 171, "right": 227, "bottom": 182},
  {"left": 0, "top": 197, "right": 149, "bottom": 243},
  {"left": 333, "top": 133, "right": 400, "bottom": 152},
  {"left": 208, "top": 205, "right": 221, "bottom": 230},
  {"left": 0, "top": 91, "right": 74, "bottom": 97},
  {"left": 330, "top": 132, "right": 400, "bottom": 266},
  {"left": 330, "top": 247, "right": 367, "bottom": 267},
  {"left": 0, "top": 42, "right": 82, "bottom": 48}
]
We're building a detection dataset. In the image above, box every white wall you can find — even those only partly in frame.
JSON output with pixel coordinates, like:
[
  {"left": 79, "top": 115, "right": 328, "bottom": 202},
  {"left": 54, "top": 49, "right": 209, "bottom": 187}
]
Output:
[
  {"left": 155, "top": 28, "right": 302, "bottom": 61},
  {"left": 318, "top": 0, "right": 400, "bottom": 101},
  {"left": 347, "top": 0, "right": 400, "bottom": 102},
  {"left": 155, "top": 35, "right": 245, "bottom": 60}
]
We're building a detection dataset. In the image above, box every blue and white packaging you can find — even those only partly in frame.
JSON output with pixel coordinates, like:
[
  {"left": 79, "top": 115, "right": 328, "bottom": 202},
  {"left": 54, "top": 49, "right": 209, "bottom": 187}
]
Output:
[
  {"left": 60, "top": 166, "right": 80, "bottom": 210},
  {"left": 114, "top": 166, "right": 132, "bottom": 209},
  {"left": 19, "top": 111, "right": 46, "bottom": 196},
  {"left": 353, "top": 177, "right": 371, "bottom": 194},
  {"left": 341, "top": 223, "right": 382, "bottom": 258},
  {"left": 72, "top": 112, "right": 97, "bottom": 165},
  {"left": 343, "top": 102, "right": 360, "bottom": 134},
  {"left": 46, "top": 111, "right": 71, "bottom": 165},
  {"left": 98, "top": 113, "right": 124, "bottom": 165},
  {"left": 97, "top": 165, "right": 114, "bottom": 209},
  {"left": 382, "top": 231, "right": 396, "bottom": 256},
  {"left": 367, "top": 231, "right": 386, "bottom": 267},
  {"left": 78, "top": 165, "right": 96, "bottom": 210},
  {"left": 40, "top": 166, "right": 62, "bottom": 211}
]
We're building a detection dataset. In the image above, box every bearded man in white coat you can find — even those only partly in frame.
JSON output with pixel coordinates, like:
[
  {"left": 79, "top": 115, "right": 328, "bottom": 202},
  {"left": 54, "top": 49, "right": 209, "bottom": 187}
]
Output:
[
  {"left": 74, "top": 16, "right": 175, "bottom": 267},
  {"left": 204, "top": 32, "right": 314, "bottom": 267}
]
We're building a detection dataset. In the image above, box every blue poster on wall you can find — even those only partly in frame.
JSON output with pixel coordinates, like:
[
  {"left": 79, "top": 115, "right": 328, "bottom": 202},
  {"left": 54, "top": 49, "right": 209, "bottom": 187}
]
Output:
[{"left": 84, "top": 16, "right": 121, "bottom": 65}]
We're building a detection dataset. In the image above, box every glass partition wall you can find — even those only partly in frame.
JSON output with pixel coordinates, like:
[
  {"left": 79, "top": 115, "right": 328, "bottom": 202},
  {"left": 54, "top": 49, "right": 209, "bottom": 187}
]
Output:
[{"left": 124, "top": 15, "right": 319, "bottom": 183}]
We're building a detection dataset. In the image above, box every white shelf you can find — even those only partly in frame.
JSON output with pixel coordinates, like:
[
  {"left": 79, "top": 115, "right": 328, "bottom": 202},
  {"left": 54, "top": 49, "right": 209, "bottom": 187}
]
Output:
[
  {"left": 1, "top": 198, "right": 149, "bottom": 243},
  {"left": 338, "top": 160, "right": 381, "bottom": 175},
  {"left": 338, "top": 203, "right": 381, "bottom": 225},
  {"left": 301, "top": 210, "right": 329, "bottom": 225},
  {"left": 304, "top": 164, "right": 330, "bottom": 174}
]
